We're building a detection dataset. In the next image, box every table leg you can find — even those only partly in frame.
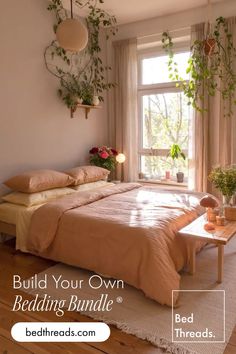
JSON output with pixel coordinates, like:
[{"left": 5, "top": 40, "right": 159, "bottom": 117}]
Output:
[
  {"left": 218, "top": 245, "right": 224, "bottom": 283},
  {"left": 189, "top": 242, "right": 196, "bottom": 275}
]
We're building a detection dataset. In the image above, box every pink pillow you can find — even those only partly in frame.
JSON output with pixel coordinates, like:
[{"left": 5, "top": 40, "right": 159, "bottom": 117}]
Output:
[
  {"left": 4, "top": 169, "right": 74, "bottom": 193},
  {"left": 65, "top": 165, "right": 110, "bottom": 186}
]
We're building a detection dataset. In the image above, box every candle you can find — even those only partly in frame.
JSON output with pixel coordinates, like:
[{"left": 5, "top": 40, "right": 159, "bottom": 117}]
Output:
[
  {"left": 165, "top": 171, "right": 170, "bottom": 180},
  {"left": 216, "top": 216, "right": 225, "bottom": 226},
  {"left": 207, "top": 208, "right": 219, "bottom": 222}
]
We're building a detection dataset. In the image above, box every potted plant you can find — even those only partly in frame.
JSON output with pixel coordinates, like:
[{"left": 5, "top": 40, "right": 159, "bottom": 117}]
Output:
[
  {"left": 45, "top": 0, "right": 117, "bottom": 115},
  {"left": 162, "top": 17, "right": 236, "bottom": 117},
  {"left": 203, "top": 36, "right": 216, "bottom": 56},
  {"left": 208, "top": 166, "right": 236, "bottom": 205},
  {"left": 89, "top": 146, "right": 118, "bottom": 172},
  {"left": 81, "top": 82, "right": 94, "bottom": 106},
  {"left": 168, "top": 144, "right": 186, "bottom": 183},
  {"left": 58, "top": 73, "right": 83, "bottom": 111}
]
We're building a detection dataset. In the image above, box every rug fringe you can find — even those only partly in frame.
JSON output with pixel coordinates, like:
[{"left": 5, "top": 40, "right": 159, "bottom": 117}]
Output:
[{"left": 81, "top": 310, "right": 198, "bottom": 354}]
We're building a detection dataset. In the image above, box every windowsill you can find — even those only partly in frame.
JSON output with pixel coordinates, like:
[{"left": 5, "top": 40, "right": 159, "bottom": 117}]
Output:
[{"left": 137, "top": 178, "right": 188, "bottom": 188}]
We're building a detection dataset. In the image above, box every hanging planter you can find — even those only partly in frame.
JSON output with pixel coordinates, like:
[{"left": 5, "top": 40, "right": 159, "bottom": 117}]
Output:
[
  {"left": 162, "top": 16, "right": 236, "bottom": 117},
  {"left": 203, "top": 37, "right": 216, "bottom": 56}
]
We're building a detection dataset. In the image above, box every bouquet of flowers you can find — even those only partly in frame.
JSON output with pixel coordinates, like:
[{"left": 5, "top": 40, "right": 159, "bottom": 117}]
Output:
[
  {"left": 89, "top": 146, "right": 118, "bottom": 171},
  {"left": 209, "top": 166, "right": 236, "bottom": 202}
]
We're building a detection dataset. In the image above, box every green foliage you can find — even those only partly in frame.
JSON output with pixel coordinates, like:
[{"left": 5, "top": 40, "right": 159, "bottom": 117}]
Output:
[
  {"left": 58, "top": 72, "right": 82, "bottom": 109},
  {"left": 89, "top": 146, "right": 117, "bottom": 171},
  {"left": 162, "top": 17, "right": 236, "bottom": 117},
  {"left": 45, "top": 0, "right": 117, "bottom": 111},
  {"left": 90, "top": 154, "right": 116, "bottom": 171},
  {"left": 209, "top": 166, "right": 236, "bottom": 197},
  {"left": 168, "top": 144, "right": 186, "bottom": 160},
  {"left": 81, "top": 82, "right": 94, "bottom": 105}
]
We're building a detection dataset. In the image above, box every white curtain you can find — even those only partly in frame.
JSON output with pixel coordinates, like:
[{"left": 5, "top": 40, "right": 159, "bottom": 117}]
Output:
[
  {"left": 112, "top": 39, "right": 138, "bottom": 182},
  {"left": 191, "top": 18, "right": 236, "bottom": 194}
]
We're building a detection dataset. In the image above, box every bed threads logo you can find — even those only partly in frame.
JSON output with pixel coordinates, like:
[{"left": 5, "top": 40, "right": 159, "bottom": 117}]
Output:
[
  {"left": 174, "top": 313, "right": 215, "bottom": 339},
  {"left": 172, "top": 290, "right": 225, "bottom": 343},
  {"left": 12, "top": 274, "right": 124, "bottom": 317}
]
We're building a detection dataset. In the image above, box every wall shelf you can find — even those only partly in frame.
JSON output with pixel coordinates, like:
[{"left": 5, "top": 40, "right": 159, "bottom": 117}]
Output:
[{"left": 70, "top": 104, "right": 102, "bottom": 119}]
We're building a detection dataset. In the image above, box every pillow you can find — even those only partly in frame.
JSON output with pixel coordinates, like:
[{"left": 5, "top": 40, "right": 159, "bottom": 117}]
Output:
[
  {"left": 2, "top": 187, "right": 76, "bottom": 207},
  {"left": 72, "top": 181, "right": 113, "bottom": 191},
  {"left": 65, "top": 165, "right": 110, "bottom": 186},
  {"left": 4, "top": 169, "right": 74, "bottom": 193}
]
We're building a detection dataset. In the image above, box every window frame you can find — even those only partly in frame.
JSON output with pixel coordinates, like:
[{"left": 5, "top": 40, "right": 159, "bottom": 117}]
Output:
[{"left": 137, "top": 44, "right": 190, "bottom": 177}]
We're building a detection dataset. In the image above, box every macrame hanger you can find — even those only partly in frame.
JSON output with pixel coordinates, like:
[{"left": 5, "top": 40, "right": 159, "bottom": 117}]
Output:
[
  {"left": 70, "top": 0, "right": 74, "bottom": 19},
  {"left": 207, "top": 0, "right": 212, "bottom": 36}
]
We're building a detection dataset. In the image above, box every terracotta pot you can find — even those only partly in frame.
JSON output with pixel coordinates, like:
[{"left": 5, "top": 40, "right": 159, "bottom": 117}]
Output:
[{"left": 203, "top": 38, "right": 216, "bottom": 56}]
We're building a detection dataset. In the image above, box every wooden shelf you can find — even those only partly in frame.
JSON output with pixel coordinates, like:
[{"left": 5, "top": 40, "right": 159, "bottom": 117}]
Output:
[{"left": 70, "top": 104, "right": 102, "bottom": 119}]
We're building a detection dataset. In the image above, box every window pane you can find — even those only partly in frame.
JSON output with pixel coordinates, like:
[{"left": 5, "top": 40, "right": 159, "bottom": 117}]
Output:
[
  {"left": 141, "top": 52, "right": 190, "bottom": 85},
  {"left": 142, "top": 92, "right": 190, "bottom": 149},
  {"left": 141, "top": 155, "right": 188, "bottom": 180}
]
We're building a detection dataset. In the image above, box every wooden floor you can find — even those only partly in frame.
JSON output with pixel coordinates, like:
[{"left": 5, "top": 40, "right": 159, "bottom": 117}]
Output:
[{"left": 0, "top": 240, "right": 236, "bottom": 354}]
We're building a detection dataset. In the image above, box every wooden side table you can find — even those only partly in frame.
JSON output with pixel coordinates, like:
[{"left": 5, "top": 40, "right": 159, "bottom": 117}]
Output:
[{"left": 178, "top": 214, "right": 236, "bottom": 283}]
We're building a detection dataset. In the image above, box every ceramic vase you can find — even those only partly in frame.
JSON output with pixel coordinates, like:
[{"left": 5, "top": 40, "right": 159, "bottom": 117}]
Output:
[{"left": 93, "top": 95, "right": 100, "bottom": 106}]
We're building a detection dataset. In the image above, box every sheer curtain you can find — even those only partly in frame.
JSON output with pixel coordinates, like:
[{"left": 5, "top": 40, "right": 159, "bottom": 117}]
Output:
[
  {"left": 190, "top": 18, "right": 236, "bottom": 194},
  {"left": 112, "top": 39, "right": 138, "bottom": 182}
]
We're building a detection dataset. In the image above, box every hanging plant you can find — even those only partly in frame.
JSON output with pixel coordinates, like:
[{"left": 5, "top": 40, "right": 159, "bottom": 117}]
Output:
[
  {"left": 162, "top": 17, "right": 236, "bottom": 117},
  {"left": 45, "top": 0, "right": 117, "bottom": 115}
]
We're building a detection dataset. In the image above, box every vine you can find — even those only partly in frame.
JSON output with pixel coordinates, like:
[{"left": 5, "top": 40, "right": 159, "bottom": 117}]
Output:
[
  {"left": 45, "top": 0, "right": 117, "bottom": 112},
  {"left": 162, "top": 17, "right": 236, "bottom": 117}
]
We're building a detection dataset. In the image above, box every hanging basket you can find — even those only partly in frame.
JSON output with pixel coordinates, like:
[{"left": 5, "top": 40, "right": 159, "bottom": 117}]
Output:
[{"left": 203, "top": 38, "right": 216, "bottom": 56}]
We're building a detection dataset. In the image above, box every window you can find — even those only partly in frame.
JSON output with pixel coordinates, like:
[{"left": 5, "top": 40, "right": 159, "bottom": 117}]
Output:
[{"left": 138, "top": 50, "right": 191, "bottom": 181}]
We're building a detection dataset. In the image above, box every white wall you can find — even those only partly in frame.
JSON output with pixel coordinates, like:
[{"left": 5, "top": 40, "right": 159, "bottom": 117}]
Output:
[
  {"left": 0, "top": 0, "right": 108, "bottom": 194},
  {"left": 115, "top": 0, "right": 236, "bottom": 40}
]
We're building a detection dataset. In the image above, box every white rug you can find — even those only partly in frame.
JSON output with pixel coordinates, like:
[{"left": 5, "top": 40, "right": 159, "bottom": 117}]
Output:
[{"left": 24, "top": 238, "right": 236, "bottom": 354}]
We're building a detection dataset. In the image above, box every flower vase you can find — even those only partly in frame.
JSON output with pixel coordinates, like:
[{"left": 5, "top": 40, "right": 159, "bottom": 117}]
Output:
[
  {"left": 223, "top": 195, "right": 232, "bottom": 206},
  {"left": 92, "top": 95, "right": 100, "bottom": 106}
]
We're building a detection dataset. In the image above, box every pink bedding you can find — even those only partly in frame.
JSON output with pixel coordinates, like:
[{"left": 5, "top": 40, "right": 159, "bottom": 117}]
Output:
[{"left": 27, "top": 183, "right": 205, "bottom": 306}]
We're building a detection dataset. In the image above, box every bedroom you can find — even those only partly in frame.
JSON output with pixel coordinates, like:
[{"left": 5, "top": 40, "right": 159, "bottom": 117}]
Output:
[{"left": 0, "top": 0, "right": 236, "bottom": 353}]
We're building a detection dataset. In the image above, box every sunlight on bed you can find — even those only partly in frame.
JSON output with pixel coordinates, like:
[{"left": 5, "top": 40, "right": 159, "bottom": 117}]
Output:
[{"left": 128, "top": 189, "right": 203, "bottom": 227}]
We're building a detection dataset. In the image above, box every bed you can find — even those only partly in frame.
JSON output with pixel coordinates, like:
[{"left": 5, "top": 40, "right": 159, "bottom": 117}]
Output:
[{"left": 0, "top": 183, "right": 206, "bottom": 306}]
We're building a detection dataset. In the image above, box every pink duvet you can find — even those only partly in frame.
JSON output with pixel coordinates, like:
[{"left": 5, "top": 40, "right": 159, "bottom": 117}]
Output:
[{"left": 27, "top": 183, "right": 205, "bottom": 306}]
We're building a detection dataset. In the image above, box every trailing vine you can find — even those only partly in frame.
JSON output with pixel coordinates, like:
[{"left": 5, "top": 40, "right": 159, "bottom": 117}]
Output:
[
  {"left": 45, "top": 0, "right": 117, "bottom": 112},
  {"left": 162, "top": 17, "right": 236, "bottom": 117}
]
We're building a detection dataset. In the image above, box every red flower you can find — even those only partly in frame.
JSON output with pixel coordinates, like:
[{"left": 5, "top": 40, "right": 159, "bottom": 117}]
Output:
[
  {"left": 100, "top": 151, "right": 109, "bottom": 159},
  {"left": 89, "top": 147, "right": 99, "bottom": 154},
  {"left": 111, "top": 148, "right": 118, "bottom": 156}
]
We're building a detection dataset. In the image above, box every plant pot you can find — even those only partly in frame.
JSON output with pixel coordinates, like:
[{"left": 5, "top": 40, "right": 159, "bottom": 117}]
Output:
[
  {"left": 176, "top": 172, "right": 184, "bottom": 183},
  {"left": 77, "top": 97, "right": 83, "bottom": 104},
  {"left": 92, "top": 95, "right": 100, "bottom": 106},
  {"left": 203, "top": 38, "right": 216, "bottom": 56}
]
